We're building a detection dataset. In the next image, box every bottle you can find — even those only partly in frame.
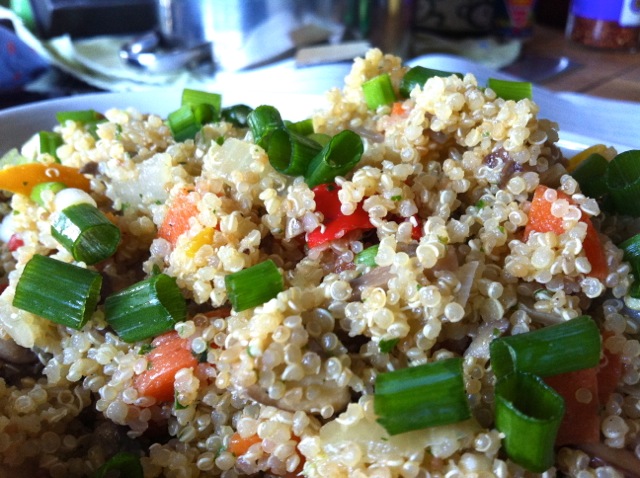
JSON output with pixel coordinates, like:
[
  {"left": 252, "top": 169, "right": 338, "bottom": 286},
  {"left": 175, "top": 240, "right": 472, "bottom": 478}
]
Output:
[{"left": 566, "top": 0, "right": 640, "bottom": 50}]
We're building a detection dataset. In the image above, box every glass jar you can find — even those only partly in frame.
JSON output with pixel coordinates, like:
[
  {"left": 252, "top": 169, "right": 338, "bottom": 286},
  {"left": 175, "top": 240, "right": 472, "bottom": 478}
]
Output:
[{"left": 566, "top": 0, "right": 640, "bottom": 50}]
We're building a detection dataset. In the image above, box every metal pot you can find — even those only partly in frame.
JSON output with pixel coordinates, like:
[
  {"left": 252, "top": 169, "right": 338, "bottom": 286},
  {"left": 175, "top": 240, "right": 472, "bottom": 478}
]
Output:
[{"left": 120, "top": 0, "right": 415, "bottom": 72}]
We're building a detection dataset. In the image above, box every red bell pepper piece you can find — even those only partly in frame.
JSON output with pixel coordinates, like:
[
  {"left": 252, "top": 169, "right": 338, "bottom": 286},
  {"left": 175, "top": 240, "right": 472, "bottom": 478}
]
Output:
[{"left": 307, "top": 183, "right": 374, "bottom": 249}]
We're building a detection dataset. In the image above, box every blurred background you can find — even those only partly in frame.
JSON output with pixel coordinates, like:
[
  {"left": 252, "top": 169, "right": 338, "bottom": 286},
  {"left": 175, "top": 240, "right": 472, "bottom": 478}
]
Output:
[{"left": 0, "top": 0, "right": 639, "bottom": 110}]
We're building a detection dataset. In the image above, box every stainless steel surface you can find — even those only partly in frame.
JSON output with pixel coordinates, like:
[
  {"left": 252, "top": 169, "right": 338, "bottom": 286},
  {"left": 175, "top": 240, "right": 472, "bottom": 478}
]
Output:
[{"left": 121, "top": 0, "right": 415, "bottom": 72}]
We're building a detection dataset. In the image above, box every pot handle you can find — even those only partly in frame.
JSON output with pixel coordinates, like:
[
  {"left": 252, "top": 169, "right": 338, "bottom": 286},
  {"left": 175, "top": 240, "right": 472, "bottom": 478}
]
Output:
[{"left": 120, "top": 32, "right": 213, "bottom": 73}]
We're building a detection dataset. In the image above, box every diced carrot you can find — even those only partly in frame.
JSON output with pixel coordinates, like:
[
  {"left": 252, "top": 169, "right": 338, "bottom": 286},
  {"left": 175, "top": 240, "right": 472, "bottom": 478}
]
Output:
[
  {"left": 545, "top": 366, "right": 601, "bottom": 446},
  {"left": 391, "top": 101, "right": 408, "bottom": 117},
  {"left": 598, "top": 332, "right": 623, "bottom": 405},
  {"left": 158, "top": 189, "right": 198, "bottom": 247},
  {"left": 524, "top": 185, "right": 607, "bottom": 280},
  {"left": 0, "top": 162, "right": 90, "bottom": 195},
  {"left": 228, "top": 432, "right": 261, "bottom": 456},
  {"left": 134, "top": 331, "right": 198, "bottom": 403}
]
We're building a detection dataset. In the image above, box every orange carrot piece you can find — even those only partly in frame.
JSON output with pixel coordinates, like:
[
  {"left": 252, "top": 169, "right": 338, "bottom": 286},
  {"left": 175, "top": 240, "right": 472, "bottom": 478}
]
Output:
[
  {"left": 545, "top": 366, "right": 601, "bottom": 446},
  {"left": 390, "top": 101, "right": 407, "bottom": 116},
  {"left": 0, "top": 162, "right": 90, "bottom": 195},
  {"left": 524, "top": 185, "right": 607, "bottom": 280},
  {"left": 228, "top": 432, "right": 261, "bottom": 456},
  {"left": 134, "top": 331, "right": 198, "bottom": 403},
  {"left": 158, "top": 189, "right": 198, "bottom": 247},
  {"left": 598, "top": 333, "right": 623, "bottom": 405}
]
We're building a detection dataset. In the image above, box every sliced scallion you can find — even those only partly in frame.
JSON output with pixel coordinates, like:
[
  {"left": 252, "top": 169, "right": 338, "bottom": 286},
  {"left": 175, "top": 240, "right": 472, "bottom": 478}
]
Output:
[
  {"left": 570, "top": 152, "right": 609, "bottom": 198},
  {"left": 247, "top": 105, "right": 285, "bottom": 149},
  {"left": 94, "top": 451, "right": 143, "bottom": 478},
  {"left": 221, "top": 104, "right": 253, "bottom": 127},
  {"left": 266, "top": 128, "right": 322, "bottom": 177},
  {"left": 495, "top": 371, "right": 564, "bottom": 473},
  {"left": 39, "top": 131, "right": 63, "bottom": 162},
  {"left": 362, "top": 73, "right": 397, "bottom": 110},
  {"left": 56, "top": 109, "right": 104, "bottom": 124},
  {"left": 355, "top": 244, "right": 379, "bottom": 267},
  {"left": 488, "top": 78, "right": 533, "bottom": 101},
  {"left": 620, "top": 233, "right": 640, "bottom": 298},
  {"left": 105, "top": 273, "right": 187, "bottom": 343},
  {"left": 51, "top": 203, "right": 121, "bottom": 265},
  {"left": 225, "top": 259, "right": 284, "bottom": 312},
  {"left": 13, "top": 254, "right": 102, "bottom": 330},
  {"left": 30, "top": 181, "right": 66, "bottom": 207},
  {"left": 605, "top": 150, "right": 640, "bottom": 217},
  {"left": 374, "top": 357, "right": 471, "bottom": 435},
  {"left": 399, "top": 66, "right": 462, "bottom": 98},
  {"left": 168, "top": 104, "right": 201, "bottom": 142},
  {"left": 285, "top": 118, "right": 314, "bottom": 136},
  {"left": 181, "top": 88, "right": 221, "bottom": 111},
  {"left": 305, "top": 130, "right": 364, "bottom": 188},
  {"left": 490, "top": 315, "right": 601, "bottom": 379}
]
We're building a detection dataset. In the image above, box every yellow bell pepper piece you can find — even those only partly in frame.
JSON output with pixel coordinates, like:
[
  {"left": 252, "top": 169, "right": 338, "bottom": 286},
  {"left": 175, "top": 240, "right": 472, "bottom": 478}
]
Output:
[
  {"left": 0, "top": 163, "right": 90, "bottom": 195},
  {"left": 185, "top": 227, "right": 214, "bottom": 257},
  {"left": 566, "top": 144, "right": 608, "bottom": 173}
]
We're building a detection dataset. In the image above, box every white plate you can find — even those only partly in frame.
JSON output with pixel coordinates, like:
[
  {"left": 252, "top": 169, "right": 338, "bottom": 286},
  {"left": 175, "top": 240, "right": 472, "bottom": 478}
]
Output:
[
  {"left": 0, "top": 88, "right": 630, "bottom": 157},
  {"left": 0, "top": 89, "right": 328, "bottom": 156}
]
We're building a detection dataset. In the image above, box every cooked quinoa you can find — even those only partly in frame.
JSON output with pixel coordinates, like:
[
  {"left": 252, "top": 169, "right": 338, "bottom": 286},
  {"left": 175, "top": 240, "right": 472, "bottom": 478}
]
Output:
[{"left": 0, "top": 48, "right": 639, "bottom": 477}]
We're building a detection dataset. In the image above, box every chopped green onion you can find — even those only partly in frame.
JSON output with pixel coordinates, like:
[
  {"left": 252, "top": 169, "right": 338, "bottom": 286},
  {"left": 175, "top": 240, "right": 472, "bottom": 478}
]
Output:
[
  {"left": 94, "top": 451, "right": 143, "bottom": 478},
  {"left": 619, "top": 233, "right": 640, "bottom": 298},
  {"left": 247, "top": 105, "right": 286, "bottom": 149},
  {"left": 285, "top": 118, "right": 314, "bottom": 136},
  {"left": 487, "top": 78, "right": 533, "bottom": 101},
  {"left": 0, "top": 148, "right": 29, "bottom": 167},
  {"left": 225, "top": 259, "right": 284, "bottom": 312},
  {"left": 168, "top": 104, "right": 201, "bottom": 142},
  {"left": 192, "top": 103, "right": 217, "bottom": 126},
  {"left": 362, "top": 73, "right": 397, "bottom": 110},
  {"left": 305, "top": 130, "right": 364, "bottom": 188},
  {"left": 30, "top": 181, "right": 66, "bottom": 207},
  {"left": 39, "top": 131, "right": 63, "bottom": 162},
  {"left": 374, "top": 357, "right": 471, "bottom": 435},
  {"left": 495, "top": 371, "right": 564, "bottom": 473},
  {"left": 266, "top": 128, "right": 322, "bottom": 177},
  {"left": 56, "top": 109, "right": 104, "bottom": 124},
  {"left": 605, "top": 150, "right": 640, "bottom": 216},
  {"left": 307, "top": 133, "right": 332, "bottom": 147},
  {"left": 399, "top": 66, "right": 462, "bottom": 98},
  {"left": 355, "top": 244, "right": 379, "bottom": 267},
  {"left": 181, "top": 88, "right": 221, "bottom": 111},
  {"left": 105, "top": 273, "right": 187, "bottom": 343},
  {"left": 570, "top": 153, "right": 609, "bottom": 198},
  {"left": 13, "top": 254, "right": 102, "bottom": 330},
  {"left": 379, "top": 338, "right": 398, "bottom": 353},
  {"left": 490, "top": 315, "right": 601, "bottom": 379},
  {"left": 51, "top": 203, "right": 121, "bottom": 265},
  {"left": 221, "top": 104, "right": 253, "bottom": 127}
]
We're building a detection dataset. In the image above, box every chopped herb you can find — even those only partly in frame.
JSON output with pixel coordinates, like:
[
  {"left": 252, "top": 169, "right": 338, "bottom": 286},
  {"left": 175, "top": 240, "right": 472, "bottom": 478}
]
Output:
[{"left": 379, "top": 338, "right": 399, "bottom": 353}]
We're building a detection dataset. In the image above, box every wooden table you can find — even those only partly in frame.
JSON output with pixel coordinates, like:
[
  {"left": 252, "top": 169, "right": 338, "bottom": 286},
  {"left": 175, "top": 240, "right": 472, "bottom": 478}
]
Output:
[{"left": 521, "top": 24, "right": 640, "bottom": 102}]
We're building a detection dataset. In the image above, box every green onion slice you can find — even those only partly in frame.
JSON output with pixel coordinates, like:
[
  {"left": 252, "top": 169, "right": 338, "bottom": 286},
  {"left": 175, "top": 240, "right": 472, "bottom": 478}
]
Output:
[
  {"left": 362, "top": 73, "right": 397, "bottom": 110},
  {"left": 247, "top": 105, "right": 286, "bottom": 149},
  {"left": 39, "top": 131, "right": 63, "bottom": 162},
  {"left": 225, "top": 259, "right": 284, "bottom": 312},
  {"left": 13, "top": 254, "right": 102, "bottom": 330},
  {"left": 570, "top": 152, "right": 609, "bottom": 198},
  {"left": 605, "top": 150, "right": 640, "bottom": 217},
  {"left": 181, "top": 88, "right": 221, "bottom": 111},
  {"left": 105, "top": 273, "right": 187, "bottom": 343},
  {"left": 94, "top": 451, "right": 143, "bottom": 478},
  {"left": 285, "top": 118, "right": 314, "bottom": 136},
  {"left": 168, "top": 104, "right": 201, "bottom": 142},
  {"left": 490, "top": 315, "right": 601, "bottom": 379},
  {"left": 355, "top": 244, "right": 379, "bottom": 267},
  {"left": 56, "top": 109, "right": 104, "bottom": 124},
  {"left": 619, "top": 233, "right": 640, "bottom": 298},
  {"left": 305, "top": 130, "right": 364, "bottom": 188},
  {"left": 51, "top": 203, "right": 121, "bottom": 265},
  {"left": 487, "top": 78, "right": 533, "bottom": 101},
  {"left": 374, "top": 357, "right": 471, "bottom": 435},
  {"left": 495, "top": 371, "right": 564, "bottom": 473},
  {"left": 221, "top": 104, "right": 253, "bottom": 127},
  {"left": 267, "top": 128, "right": 322, "bottom": 177},
  {"left": 30, "top": 181, "right": 66, "bottom": 207},
  {"left": 399, "top": 66, "right": 462, "bottom": 98}
]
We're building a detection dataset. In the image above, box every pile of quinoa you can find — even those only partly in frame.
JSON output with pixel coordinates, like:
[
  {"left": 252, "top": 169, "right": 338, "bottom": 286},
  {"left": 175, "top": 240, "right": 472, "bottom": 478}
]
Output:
[{"left": 0, "top": 48, "right": 638, "bottom": 477}]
